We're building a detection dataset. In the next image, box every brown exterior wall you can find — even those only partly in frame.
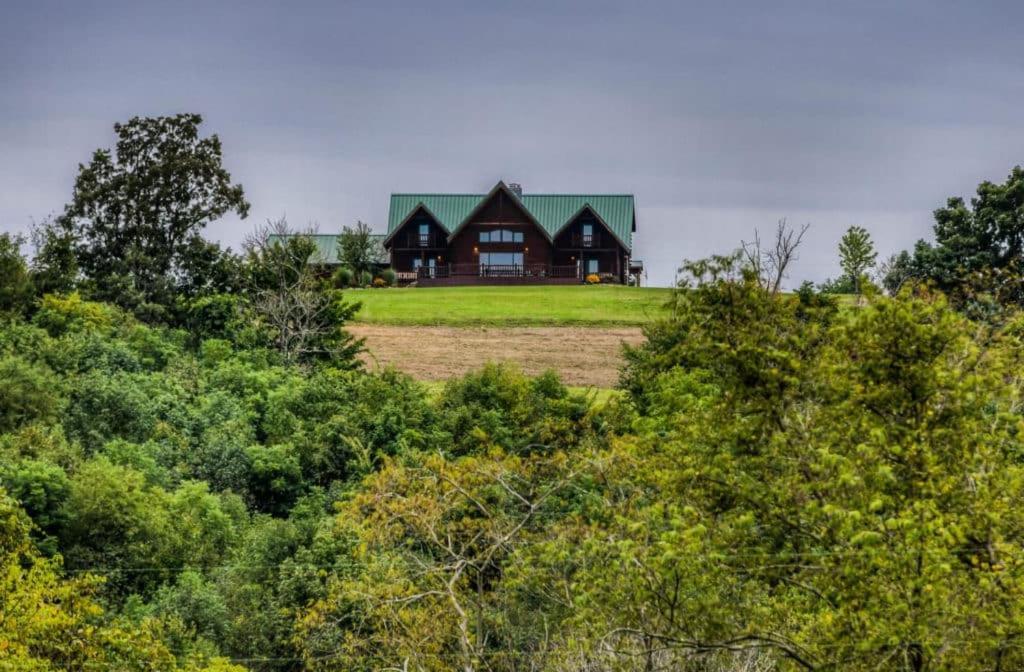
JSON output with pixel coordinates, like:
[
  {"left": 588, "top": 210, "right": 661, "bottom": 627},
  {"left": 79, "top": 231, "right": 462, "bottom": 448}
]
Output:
[
  {"left": 553, "top": 211, "right": 627, "bottom": 282},
  {"left": 388, "top": 209, "right": 449, "bottom": 273},
  {"left": 448, "top": 190, "right": 553, "bottom": 268}
]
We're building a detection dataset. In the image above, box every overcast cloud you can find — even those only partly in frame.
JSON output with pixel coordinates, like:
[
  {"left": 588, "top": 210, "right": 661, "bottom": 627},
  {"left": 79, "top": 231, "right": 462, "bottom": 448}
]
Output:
[{"left": 2, "top": 0, "right": 1023, "bottom": 286}]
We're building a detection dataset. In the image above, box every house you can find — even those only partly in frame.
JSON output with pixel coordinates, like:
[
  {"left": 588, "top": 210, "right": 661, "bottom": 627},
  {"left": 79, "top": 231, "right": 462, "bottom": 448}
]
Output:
[
  {"left": 383, "top": 181, "right": 637, "bottom": 285},
  {"left": 266, "top": 232, "right": 390, "bottom": 272}
]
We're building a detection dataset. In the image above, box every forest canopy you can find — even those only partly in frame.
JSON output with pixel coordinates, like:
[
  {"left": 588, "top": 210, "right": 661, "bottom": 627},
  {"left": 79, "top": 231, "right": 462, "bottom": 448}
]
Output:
[
  {"left": 3, "top": 255, "right": 1024, "bottom": 671},
  {"left": 4, "top": 116, "right": 1024, "bottom": 671}
]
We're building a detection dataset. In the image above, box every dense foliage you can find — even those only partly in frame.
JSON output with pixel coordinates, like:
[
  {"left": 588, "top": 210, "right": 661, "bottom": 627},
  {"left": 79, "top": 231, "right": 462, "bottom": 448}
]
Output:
[
  {"left": 3, "top": 248, "right": 1024, "bottom": 670},
  {"left": 5, "top": 116, "right": 1024, "bottom": 670}
]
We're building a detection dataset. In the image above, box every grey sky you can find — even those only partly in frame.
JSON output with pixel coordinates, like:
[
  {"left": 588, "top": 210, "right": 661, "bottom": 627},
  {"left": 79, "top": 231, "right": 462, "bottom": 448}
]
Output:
[{"left": 2, "top": 0, "right": 1022, "bottom": 287}]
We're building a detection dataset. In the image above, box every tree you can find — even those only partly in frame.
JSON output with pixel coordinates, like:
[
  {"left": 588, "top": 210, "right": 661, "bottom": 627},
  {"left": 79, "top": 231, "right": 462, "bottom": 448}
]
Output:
[
  {"left": 838, "top": 225, "right": 877, "bottom": 294},
  {"left": 29, "top": 215, "right": 78, "bottom": 296},
  {"left": 245, "top": 218, "right": 363, "bottom": 366},
  {"left": 878, "top": 250, "right": 915, "bottom": 295},
  {"left": 0, "top": 232, "right": 34, "bottom": 316},
  {"left": 591, "top": 272, "right": 1024, "bottom": 671},
  {"left": 298, "top": 449, "right": 578, "bottom": 672},
  {"left": 0, "top": 489, "right": 244, "bottom": 671},
  {"left": 58, "top": 114, "right": 249, "bottom": 321},
  {"left": 741, "top": 219, "right": 809, "bottom": 294},
  {"left": 0, "top": 356, "right": 61, "bottom": 433},
  {"left": 337, "top": 220, "right": 376, "bottom": 282},
  {"left": 896, "top": 166, "right": 1024, "bottom": 311}
]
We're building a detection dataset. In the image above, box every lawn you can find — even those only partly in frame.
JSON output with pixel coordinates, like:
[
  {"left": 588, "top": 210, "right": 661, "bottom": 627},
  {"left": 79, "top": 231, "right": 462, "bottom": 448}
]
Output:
[{"left": 350, "top": 285, "right": 672, "bottom": 326}]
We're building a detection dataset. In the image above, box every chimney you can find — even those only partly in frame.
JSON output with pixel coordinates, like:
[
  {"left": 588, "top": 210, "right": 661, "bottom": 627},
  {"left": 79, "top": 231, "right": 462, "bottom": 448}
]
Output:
[{"left": 508, "top": 182, "right": 523, "bottom": 198}]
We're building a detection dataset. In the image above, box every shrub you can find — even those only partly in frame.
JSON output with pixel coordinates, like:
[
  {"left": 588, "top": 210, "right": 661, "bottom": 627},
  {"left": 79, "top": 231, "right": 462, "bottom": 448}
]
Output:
[
  {"left": 380, "top": 268, "right": 397, "bottom": 286},
  {"left": 331, "top": 267, "right": 354, "bottom": 288},
  {"left": 585, "top": 273, "right": 600, "bottom": 284},
  {"left": 372, "top": 277, "right": 387, "bottom": 288},
  {"left": 359, "top": 271, "right": 373, "bottom": 287}
]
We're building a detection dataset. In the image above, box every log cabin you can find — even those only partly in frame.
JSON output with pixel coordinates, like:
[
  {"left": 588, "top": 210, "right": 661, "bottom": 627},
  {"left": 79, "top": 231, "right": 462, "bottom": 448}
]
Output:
[{"left": 383, "top": 181, "right": 637, "bottom": 285}]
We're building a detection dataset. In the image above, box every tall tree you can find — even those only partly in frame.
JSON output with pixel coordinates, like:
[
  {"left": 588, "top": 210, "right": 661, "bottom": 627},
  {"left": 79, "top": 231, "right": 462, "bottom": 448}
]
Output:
[
  {"left": 895, "top": 166, "right": 1024, "bottom": 313},
  {"left": 58, "top": 114, "right": 249, "bottom": 321},
  {"left": 838, "top": 225, "right": 877, "bottom": 294},
  {"left": 337, "top": 220, "right": 376, "bottom": 281}
]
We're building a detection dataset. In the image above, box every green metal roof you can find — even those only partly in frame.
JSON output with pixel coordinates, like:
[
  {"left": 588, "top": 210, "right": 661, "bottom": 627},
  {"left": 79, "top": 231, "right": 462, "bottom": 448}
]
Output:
[
  {"left": 387, "top": 186, "right": 635, "bottom": 251},
  {"left": 266, "top": 233, "right": 388, "bottom": 265}
]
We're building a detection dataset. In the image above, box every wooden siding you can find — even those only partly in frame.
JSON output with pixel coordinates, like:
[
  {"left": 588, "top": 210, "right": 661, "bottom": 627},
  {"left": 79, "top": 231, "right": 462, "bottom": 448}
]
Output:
[
  {"left": 553, "top": 210, "right": 627, "bottom": 282},
  {"left": 389, "top": 208, "right": 450, "bottom": 272},
  {"left": 448, "top": 189, "right": 554, "bottom": 269}
]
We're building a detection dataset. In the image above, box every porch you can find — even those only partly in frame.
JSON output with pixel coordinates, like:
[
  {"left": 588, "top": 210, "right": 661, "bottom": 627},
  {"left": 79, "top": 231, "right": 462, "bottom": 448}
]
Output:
[{"left": 414, "top": 263, "right": 584, "bottom": 286}]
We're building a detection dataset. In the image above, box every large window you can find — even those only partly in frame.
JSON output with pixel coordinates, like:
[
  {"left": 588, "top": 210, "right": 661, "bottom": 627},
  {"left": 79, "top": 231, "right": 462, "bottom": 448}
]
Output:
[
  {"left": 480, "top": 252, "right": 523, "bottom": 266},
  {"left": 479, "top": 229, "right": 523, "bottom": 243},
  {"left": 418, "top": 223, "right": 430, "bottom": 247},
  {"left": 586, "top": 258, "right": 599, "bottom": 274}
]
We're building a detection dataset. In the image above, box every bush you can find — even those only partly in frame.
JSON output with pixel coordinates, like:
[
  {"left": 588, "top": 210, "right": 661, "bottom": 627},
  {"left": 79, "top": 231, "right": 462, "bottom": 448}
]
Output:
[
  {"left": 380, "top": 268, "right": 397, "bottom": 286},
  {"left": 359, "top": 271, "right": 373, "bottom": 287},
  {"left": 585, "top": 273, "right": 600, "bottom": 284},
  {"left": 372, "top": 277, "right": 387, "bottom": 288},
  {"left": 331, "top": 267, "right": 354, "bottom": 288}
]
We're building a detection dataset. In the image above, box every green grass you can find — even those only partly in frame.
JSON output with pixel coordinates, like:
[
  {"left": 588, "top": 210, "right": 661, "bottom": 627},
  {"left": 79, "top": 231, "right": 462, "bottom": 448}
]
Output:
[{"left": 350, "top": 285, "right": 671, "bottom": 327}]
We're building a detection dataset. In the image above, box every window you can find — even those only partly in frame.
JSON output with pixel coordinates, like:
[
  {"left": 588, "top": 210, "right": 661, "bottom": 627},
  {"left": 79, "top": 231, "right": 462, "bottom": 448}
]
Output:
[
  {"left": 413, "top": 258, "right": 435, "bottom": 276},
  {"left": 582, "top": 223, "right": 594, "bottom": 247},
  {"left": 479, "top": 229, "right": 524, "bottom": 244},
  {"left": 480, "top": 252, "right": 523, "bottom": 266},
  {"left": 586, "top": 259, "right": 599, "bottom": 274},
  {"left": 418, "top": 223, "right": 430, "bottom": 247}
]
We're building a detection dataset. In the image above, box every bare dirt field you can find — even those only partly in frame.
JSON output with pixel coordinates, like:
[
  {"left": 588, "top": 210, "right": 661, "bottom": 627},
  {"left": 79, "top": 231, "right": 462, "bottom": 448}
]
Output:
[{"left": 349, "top": 325, "right": 646, "bottom": 388}]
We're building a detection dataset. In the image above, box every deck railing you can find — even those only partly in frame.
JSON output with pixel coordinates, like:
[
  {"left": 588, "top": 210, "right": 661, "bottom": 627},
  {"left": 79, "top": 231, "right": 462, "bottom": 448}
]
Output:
[
  {"left": 417, "top": 263, "right": 579, "bottom": 280},
  {"left": 570, "top": 233, "right": 608, "bottom": 248},
  {"left": 396, "top": 232, "right": 446, "bottom": 248}
]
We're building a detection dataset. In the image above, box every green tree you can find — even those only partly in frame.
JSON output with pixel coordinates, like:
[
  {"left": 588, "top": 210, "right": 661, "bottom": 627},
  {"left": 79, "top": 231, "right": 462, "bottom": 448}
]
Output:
[
  {"left": 29, "top": 215, "right": 79, "bottom": 296},
  {"left": 59, "top": 457, "right": 175, "bottom": 597},
  {"left": 246, "top": 220, "right": 362, "bottom": 366},
  {"left": 838, "top": 225, "right": 877, "bottom": 294},
  {"left": 58, "top": 114, "right": 249, "bottom": 322},
  {"left": 566, "top": 272, "right": 1024, "bottom": 671},
  {"left": 0, "top": 356, "right": 61, "bottom": 433},
  {"left": 898, "top": 166, "right": 1024, "bottom": 311},
  {"left": 0, "top": 232, "right": 34, "bottom": 317},
  {"left": 880, "top": 249, "right": 915, "bottom": 295},
  {"left": 337, "top": 220, "right": 376, "bottom": 281},
  {"left": 0, "top": 489, "right": 243, "bottom": 671}
]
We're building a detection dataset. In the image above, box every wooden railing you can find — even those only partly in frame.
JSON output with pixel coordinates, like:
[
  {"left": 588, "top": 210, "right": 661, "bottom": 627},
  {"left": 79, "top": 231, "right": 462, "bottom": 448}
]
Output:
[
  {"left": 394, "top": 232, "right": 446, "bottom": 248},
  {"left": 570, "top": 232, "right": 611, "bottom": 248},
  {"left": 418, "top": 264, "right": 579, "bottom": 280}
]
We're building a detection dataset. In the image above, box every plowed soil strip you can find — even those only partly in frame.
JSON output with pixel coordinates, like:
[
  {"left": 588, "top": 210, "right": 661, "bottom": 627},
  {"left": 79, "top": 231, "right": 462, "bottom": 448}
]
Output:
[{"left": 349, "top": 325, "right": 645, "bottom": 388}]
